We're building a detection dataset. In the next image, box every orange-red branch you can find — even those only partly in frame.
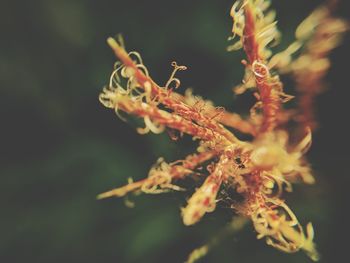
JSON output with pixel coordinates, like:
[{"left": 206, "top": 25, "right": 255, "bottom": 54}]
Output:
[
  {"left": 175, "top": 151, "right": 216, "bottom": 171},
  {"left": 98, "top": 151, "right": 217, "bottom": 199},
  {"left": 219, "top": 111, "right": 257, "bottom": 135},
  {"left": 242, "top": 4, "right": 281, "bottom": 133},
  {"left": 115, "top": 96, "right": 231, "bottom": 145},
  {"left": 243, "top": 2, "right": 259, "bottom": 63},
  {"left": 107, "top": 38, "right": 254, "bottom": 138}
]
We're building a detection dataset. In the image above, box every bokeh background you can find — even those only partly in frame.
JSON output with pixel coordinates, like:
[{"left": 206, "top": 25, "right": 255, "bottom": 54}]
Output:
[{"left": 1, "top": 0, "right": 349, "bottom": 262}]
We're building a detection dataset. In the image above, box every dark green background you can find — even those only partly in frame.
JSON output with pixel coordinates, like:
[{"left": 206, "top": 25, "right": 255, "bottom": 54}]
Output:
[{"left": 1, "top": 0, "right": 349, "bottom": 262}]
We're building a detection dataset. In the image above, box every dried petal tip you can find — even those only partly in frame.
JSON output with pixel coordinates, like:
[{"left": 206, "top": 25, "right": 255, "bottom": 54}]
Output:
[
  {"left": 97, "top": 179, "right": 144, "bottom": 199},
  {"left": 97, "top": 189, "right": 125, "bottom": 199},
  {"left": 107, "top": 37, "right": 119, "bottom": 49}
]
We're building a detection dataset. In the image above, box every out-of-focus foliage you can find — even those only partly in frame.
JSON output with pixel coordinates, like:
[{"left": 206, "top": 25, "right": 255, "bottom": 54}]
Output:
[{"left": 1, "top": 0, "right": 349, "bottom": 262}]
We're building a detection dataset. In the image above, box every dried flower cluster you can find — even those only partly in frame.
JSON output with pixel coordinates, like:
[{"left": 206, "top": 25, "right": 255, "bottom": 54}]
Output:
[{"left": 98, "top": 0, "right": 347, "bottom": 261}]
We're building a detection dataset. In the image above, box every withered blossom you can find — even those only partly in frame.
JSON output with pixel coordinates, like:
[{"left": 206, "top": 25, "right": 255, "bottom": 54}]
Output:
[{"left": 97, "top": 0, "right": 347, "bottom": 261}]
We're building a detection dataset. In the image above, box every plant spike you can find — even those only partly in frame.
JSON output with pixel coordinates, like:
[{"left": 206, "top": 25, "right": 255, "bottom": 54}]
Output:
[{"left": 98, "top": 0, "right": 347, "bottom": 261}]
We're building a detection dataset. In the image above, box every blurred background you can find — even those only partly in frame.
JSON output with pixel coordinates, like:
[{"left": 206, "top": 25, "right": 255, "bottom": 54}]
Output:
[{"left": 1, "top": 0, "right": 349, "bottom": 262}]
